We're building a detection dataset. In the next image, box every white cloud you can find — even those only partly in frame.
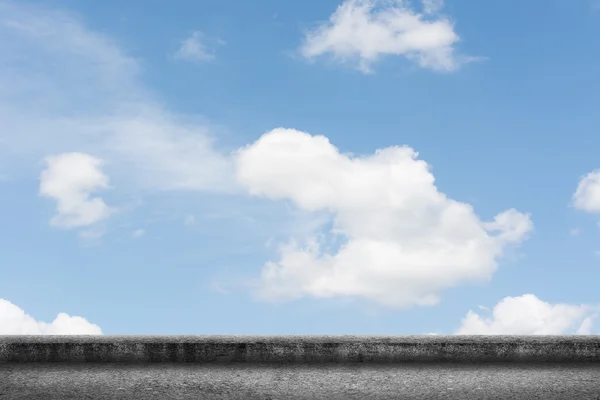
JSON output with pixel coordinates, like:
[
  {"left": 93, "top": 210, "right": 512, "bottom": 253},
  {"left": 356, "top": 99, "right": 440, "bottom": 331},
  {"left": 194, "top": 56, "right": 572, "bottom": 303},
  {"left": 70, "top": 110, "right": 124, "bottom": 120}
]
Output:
[
  {"left": 132, "top": 228, "right": 145, "bottom": 238},
  {"left": 0, "top": 0, "right": 237, "bottom": 194},
  {"left": 573, "top": 170, "right": 600, "bottom": 213},
  {"left": 39, "top": 152, "right": 113, "bottom": 228},
  {"left": 174, "top": 31, "right": 221, "bottom": 62},
  {"left": 300, "top": 0, "right": 470, "bottom": 73},
  {"left": 0, "top": 298, "right": 102, "bottom": 334},
  {"left": 233, "top": 128, "right": 533, "bottom": 309},
  {"left": 456, "top": 294, "right": 598, "bottom": 335}
]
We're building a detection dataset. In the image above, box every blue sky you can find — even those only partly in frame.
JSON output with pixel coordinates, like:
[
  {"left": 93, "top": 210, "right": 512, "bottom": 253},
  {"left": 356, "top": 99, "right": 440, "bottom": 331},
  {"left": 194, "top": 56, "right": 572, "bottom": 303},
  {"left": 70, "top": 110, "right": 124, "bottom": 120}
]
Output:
[{"left": 2, "top": 0, "right": 600, "bottom": 335}]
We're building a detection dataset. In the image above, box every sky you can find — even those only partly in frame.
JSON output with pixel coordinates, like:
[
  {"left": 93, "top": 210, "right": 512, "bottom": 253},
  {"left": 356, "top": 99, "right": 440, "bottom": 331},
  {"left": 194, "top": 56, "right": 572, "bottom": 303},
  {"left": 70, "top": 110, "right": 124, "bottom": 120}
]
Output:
[{"left": 1, "top": 0, "right": 600, "bottom": 336}]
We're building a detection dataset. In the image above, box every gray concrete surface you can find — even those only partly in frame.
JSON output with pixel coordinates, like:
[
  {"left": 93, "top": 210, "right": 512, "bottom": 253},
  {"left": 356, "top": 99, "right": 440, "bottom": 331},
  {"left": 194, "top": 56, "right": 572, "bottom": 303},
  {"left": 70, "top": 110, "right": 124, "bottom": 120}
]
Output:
[
  {"left": 2, "top": 335, "right": 600, "bottom": 364},
  {"left": 1, "top": 363, "right": 600, "bottom": 399},
  {"left": 2, "top": 336, "right": 600, "bottom": 399}
]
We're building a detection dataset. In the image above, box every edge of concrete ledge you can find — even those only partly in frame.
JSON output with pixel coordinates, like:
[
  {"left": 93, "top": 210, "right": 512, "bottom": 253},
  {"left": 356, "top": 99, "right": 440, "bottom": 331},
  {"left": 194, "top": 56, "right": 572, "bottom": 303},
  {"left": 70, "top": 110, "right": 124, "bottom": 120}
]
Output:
[{"left": 1, "top": 335, "right": 599, "bottom": 364}]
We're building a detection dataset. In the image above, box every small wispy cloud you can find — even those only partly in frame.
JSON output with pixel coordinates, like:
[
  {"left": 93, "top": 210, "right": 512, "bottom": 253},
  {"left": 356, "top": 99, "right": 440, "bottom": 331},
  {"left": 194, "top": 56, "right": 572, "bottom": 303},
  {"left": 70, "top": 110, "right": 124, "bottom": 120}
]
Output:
[
  {"left": 79, "top": 226, "right": 107, "bottom": 242},
  {"left": 174, "top": 31, "right": 223, "bottom": 62},
  {"left": 184, "top": 214, "right": 196, "bottom": 226},
  {"left": 421, "top": 0, "right": 444, "bottom": 14},
  {"left": 210, "top": 280, "right": 229, "bottom": 295},
  {"left": 132, "top": 228, "right": 145, "bottom": 238}
]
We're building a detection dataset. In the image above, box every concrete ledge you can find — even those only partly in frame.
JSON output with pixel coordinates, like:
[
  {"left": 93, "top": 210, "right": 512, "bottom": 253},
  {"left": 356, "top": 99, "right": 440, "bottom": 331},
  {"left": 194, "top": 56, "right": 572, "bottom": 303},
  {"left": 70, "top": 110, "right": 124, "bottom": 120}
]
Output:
[{"left": 1, "top": 335, "right": 599, "bottom": 364}]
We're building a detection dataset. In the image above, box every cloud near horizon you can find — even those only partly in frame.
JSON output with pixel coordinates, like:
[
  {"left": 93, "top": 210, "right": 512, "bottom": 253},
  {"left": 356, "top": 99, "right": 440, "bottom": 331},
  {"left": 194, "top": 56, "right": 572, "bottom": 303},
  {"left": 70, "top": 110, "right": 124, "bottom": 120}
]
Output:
[
  {"left": 456, "top": 294, "right": 598, "bottom": 335},
  {"left": 1, "top": 294, "right": 596, "bottom": 335},
  {"left": 0, "top": 299, "right": 102, "bottom": 335}
]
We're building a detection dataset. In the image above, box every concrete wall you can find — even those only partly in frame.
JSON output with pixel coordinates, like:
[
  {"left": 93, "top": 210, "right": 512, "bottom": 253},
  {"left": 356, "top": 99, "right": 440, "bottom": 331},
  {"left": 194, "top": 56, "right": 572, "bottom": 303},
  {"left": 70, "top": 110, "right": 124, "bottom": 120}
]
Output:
[{"left": 1, "top": 335, "right": 599, "bottom": 364}]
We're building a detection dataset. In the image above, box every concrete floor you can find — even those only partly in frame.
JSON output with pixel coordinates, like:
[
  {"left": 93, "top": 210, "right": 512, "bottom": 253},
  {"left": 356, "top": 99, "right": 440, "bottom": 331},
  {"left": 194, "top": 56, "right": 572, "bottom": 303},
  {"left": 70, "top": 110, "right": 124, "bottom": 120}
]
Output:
[{"left": 1, "top": 363, "right": 600, "bottom": 399}]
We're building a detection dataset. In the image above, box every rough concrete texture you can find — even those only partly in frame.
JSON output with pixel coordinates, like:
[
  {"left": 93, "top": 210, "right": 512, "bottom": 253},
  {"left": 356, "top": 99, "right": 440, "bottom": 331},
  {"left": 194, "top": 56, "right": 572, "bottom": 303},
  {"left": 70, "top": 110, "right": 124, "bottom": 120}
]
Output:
[
  {"left": 2, "top": 363, "right": 600, "bottom": 399},
  {"left": 1, "top": 335, "right": 599, "bottom": 364},
  {"left": 2, "top": 336, "right": 600, "bottom": 399}
]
